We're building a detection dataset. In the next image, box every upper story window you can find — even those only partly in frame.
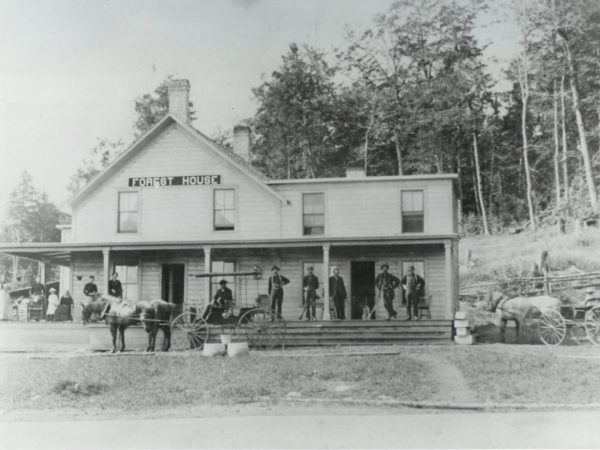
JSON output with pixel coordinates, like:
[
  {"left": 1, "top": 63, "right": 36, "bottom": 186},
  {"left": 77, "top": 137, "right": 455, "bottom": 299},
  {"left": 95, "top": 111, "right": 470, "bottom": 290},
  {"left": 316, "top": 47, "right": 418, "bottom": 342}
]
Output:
[
  {"left": 214, "top": 189, "right": 235, "bottom": 231},
  {"left": 303, "top": 193, "right": 324, "bottom": 235},
  {"left": 118, "top": 192, "right": 139, "bottom": 233},
  {"left": 401, "top": 190, "right": 424, "bottom": 233}
]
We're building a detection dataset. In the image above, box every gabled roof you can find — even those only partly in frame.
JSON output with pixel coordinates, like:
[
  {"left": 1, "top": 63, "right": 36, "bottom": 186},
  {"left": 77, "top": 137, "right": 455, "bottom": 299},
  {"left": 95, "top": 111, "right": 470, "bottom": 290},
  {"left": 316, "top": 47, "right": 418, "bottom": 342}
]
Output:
[{"left": 65, "top": 114, "right": 287, "bottom": 209}]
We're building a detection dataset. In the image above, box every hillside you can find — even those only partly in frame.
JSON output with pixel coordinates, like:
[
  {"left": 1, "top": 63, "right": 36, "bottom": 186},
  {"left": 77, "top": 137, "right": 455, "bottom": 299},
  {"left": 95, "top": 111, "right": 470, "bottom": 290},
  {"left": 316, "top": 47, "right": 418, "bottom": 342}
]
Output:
[{"left": 459, "top": 227, "right": 600, "bottom": 288}]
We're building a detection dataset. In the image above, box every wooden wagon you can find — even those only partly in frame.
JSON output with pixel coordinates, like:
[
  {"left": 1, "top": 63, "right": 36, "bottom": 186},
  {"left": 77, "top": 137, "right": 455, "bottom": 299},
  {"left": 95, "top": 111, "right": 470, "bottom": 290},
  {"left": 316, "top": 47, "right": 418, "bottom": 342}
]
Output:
[
  {"left": 537, "top": 300, "right": 600, "bottom": 346},
  {"left": 168, "top": 268, "right": 286, "bottom": 350}
]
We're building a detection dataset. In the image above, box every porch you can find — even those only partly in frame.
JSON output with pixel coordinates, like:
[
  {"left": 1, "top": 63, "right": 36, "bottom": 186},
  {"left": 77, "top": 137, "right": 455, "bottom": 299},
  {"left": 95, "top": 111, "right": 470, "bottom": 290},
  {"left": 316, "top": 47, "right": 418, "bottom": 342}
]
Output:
[{"left": 0, "top": 235, "right": 458, "bottom": 326}]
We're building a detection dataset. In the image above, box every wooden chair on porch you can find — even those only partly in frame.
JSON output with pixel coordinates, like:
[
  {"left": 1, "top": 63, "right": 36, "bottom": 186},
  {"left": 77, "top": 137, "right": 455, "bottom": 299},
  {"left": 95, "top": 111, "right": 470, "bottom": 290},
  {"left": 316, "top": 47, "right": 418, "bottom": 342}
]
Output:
[
  {"left": 418, "top": 295, "right": 432, "bottom": 320},
  {"left": 315, "top": 298, "right": 337, "bottom": 320}
]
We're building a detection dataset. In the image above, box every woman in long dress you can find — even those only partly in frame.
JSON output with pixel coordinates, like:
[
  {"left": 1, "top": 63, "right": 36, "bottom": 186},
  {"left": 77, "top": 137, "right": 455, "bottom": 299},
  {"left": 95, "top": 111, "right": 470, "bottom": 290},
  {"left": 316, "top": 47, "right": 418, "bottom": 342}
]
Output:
[{"left": 46, "top": 288, "right": 60, "bottom": 321}]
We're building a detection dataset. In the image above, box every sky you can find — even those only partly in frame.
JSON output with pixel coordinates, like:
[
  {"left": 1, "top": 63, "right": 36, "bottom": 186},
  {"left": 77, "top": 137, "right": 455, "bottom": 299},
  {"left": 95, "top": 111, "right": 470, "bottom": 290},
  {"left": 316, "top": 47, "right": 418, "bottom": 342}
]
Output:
[{"left": 0, "top": 0, "right": 518, "bottom": 214}]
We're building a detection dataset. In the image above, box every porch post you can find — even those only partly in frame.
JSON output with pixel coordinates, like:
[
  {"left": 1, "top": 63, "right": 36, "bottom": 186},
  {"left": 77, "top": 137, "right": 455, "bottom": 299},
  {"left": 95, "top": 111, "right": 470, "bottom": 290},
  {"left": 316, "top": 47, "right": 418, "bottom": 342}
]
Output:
[
  {"left": 38, "top": 261, "right": 46, "bottom": 285},
  {"left": 102, "top": 248, "right": 110, "bottom": 294},
  {"left": 444, "top": 241, "right": 453, "bottom": 320},
  {"left": 322, "top": 243, "right": 331, "bottom": 321},
  {"left": 203, "top": 246, "right": 212, "bottom": 306}
]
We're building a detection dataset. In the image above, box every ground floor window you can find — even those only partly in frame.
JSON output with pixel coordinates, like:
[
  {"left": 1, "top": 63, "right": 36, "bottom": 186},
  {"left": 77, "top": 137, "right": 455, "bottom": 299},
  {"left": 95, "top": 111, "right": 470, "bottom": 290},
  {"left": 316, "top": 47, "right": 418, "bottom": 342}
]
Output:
[{"left": 113, "top": 264, "right": 139, "bottom": 300}]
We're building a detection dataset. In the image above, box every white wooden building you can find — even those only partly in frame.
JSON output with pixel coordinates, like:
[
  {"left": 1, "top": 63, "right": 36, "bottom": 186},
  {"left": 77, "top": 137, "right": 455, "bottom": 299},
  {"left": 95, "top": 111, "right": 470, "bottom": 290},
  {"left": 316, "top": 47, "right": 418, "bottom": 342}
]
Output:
[{"left": 0, "top": 79, "right": 460, "bottom": 325}]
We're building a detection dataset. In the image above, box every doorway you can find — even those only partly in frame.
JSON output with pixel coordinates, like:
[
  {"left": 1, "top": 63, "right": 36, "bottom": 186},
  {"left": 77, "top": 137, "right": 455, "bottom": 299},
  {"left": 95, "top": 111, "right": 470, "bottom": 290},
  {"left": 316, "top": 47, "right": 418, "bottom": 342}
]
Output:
[
  {"left": 350, "top": 261, "right": 375, "bottom": 319},
  {"left": 162, "top": 264, "right": 185, "bottom": 304}
]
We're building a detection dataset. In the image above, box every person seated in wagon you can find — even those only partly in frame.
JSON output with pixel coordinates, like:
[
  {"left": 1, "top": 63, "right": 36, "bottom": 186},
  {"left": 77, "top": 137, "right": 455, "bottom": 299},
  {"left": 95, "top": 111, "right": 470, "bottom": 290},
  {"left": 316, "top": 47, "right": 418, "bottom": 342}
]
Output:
[{"left": 203, "top": 279, "right": 234, "bottom": 319}]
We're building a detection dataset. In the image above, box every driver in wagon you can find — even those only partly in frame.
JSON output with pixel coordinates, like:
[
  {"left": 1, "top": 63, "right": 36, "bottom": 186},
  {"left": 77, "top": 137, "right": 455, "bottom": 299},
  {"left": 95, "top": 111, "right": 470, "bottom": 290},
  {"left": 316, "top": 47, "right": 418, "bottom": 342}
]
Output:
[{"left": 204, "top": 279, "right": 234, "bottom": 319}]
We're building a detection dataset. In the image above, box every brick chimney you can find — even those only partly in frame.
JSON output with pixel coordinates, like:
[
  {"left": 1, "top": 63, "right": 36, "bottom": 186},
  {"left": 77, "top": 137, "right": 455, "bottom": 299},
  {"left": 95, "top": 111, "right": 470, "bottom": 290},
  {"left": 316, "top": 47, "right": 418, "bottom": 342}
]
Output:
[
  {"left": 167, "top": 79, "right": 190, "bottom": 122},
  {"left": 345, "top": 164, "right": 366, "bottom": 178},
  {"left": 233, "top": 125, "right": 251, "bottom": 161}
]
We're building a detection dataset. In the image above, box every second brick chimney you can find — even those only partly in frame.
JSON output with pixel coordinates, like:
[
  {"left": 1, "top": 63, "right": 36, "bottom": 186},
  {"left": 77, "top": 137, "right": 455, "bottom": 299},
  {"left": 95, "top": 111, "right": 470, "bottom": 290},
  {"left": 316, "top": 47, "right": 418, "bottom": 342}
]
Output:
[
  {"left": 167, "top": 79, "right": 190, "bottom": 122},
  {"left": 233, "top": 125, "right": 251, "bottom": 161}
]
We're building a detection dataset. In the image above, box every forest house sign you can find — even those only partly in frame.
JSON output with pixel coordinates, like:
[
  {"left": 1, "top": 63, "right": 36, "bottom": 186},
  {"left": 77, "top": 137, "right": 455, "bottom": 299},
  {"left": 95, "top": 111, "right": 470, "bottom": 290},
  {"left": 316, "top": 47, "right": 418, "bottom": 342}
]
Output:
[{"left": 128, "top": 175, "right": 221, "bottom": 187}]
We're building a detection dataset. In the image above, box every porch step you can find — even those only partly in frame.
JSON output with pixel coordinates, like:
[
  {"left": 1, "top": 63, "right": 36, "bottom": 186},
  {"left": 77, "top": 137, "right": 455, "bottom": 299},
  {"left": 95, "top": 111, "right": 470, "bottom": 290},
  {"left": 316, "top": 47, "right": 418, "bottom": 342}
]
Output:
[
  {"left": 86, "top": 320, "right": 453, "bottom": 351},
  {"left": 279, "top": 319, "right": 452, "bottom": 347}
]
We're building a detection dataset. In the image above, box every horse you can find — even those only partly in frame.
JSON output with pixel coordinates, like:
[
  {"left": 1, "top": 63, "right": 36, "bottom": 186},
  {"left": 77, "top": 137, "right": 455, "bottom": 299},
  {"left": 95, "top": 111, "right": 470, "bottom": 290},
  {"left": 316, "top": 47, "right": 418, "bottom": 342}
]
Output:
[
  {"left": 488, "top": 293, "right": 561, "bottom": 343},
  {"left": 137, "top": 299, "right": 178, "bottom": 352},
  {"left": 82, "top": 293, "right": 140, "bottom": 353},
  {"left": 81, "top": 299, "right": 104, "bottom": 325}
]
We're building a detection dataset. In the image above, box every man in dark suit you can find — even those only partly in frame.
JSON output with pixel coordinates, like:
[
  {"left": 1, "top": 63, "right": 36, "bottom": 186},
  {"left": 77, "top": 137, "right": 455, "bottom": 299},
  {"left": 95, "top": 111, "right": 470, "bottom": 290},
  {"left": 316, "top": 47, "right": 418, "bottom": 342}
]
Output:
[
  {"left": 303, "top": 266, "right": 319, "bottom": 321},
  {"left": 329, "top": 266, "right": 347, "bottom": 320},
  {"left": 268, "top": 266, "right": 290, "bottom": 319},
  {"left": 401, "top": 266, "right": 425, "bottom": 321},
  {"left": 375, "top": 263, "right": 401, "bottom": 320},
  {"left": 108, "top": 272, "right": 123, "bottom": 298},
  {"left": 213, "top": 279, "right": 233, "bottom": 309},
  {"left": 204, "top": 279, "right": 234, "bottom": 320}
]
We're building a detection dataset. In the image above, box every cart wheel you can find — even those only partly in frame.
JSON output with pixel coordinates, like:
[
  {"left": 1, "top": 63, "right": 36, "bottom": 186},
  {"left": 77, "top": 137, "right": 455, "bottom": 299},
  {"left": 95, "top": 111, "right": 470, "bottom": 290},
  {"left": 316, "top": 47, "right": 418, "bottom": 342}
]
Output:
[
  {"left": 171, "top": 312, "right": 209, "bottom": 350},
  {"left": 538, "top": 309, "right": 566, "bottom": 346},
  {"left": 584, "top": 305, "right": 600, "bottom": 346},
  {"left": 236, "top": 308, "right": 286, "bottom": 350}
]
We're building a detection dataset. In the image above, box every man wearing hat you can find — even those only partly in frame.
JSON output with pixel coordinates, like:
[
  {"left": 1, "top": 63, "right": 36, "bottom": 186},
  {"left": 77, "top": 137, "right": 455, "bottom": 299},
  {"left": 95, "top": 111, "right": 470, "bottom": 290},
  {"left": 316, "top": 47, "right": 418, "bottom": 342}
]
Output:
[
  {"left": 268, "top": 266, "right": 290, "bottom": 319},
  {"left": 401, "top": 266, "right": 425, "bottom": 320},
  {"left": 213, "top": 279, "right": 233, "bottom": 310},
  {"left": 303, "top": 266, "right": 320, "bottom": 320},
  {"left": 329, "top": 266, "right": 347, "bottom": 319},
  {"left": 375, "top": 263, "right": 401, "bottom": 320}
]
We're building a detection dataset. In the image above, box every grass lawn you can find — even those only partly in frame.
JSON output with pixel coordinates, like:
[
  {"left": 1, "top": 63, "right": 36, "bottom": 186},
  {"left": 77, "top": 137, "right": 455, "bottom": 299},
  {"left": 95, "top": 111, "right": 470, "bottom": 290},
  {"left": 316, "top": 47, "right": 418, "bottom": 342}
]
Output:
[
  {"left": 0, "top": 352, "right": 436, "bottom": 412},
  {"left": 2, "top": 345, "right": 600, "bottom": 414},
  {"left": 445, "top": 345, "right": 600, "bottom": 404},
  {"left": 460, "top": 228, "right": 600, "bottom": 286}
]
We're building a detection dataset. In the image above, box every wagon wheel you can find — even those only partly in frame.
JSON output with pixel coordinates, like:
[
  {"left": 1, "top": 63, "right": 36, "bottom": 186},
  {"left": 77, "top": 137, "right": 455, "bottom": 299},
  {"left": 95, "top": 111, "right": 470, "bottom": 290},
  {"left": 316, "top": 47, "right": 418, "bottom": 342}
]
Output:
[
  {"left": 236, "top": 308, "right": 286, "bottom": 350},
  {"left": 538, "top": 309, "right": 567, "bottom": 346},
  {"left": 584, "top": 305, "right": 600, "bottom": 346},
  {"left": 171, "top": 312, "right": 209, "bottom": 350}
]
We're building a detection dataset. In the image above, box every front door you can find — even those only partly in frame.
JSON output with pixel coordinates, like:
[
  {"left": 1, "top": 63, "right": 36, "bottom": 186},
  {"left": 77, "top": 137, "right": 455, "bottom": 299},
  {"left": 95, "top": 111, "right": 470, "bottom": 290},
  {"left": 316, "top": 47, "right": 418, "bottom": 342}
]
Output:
[
  {"left": 350, "top": 261, "right": 375, "bottom": 319},
  {"left": 162, "top": 264, "right": 185, "bottom": 304}
]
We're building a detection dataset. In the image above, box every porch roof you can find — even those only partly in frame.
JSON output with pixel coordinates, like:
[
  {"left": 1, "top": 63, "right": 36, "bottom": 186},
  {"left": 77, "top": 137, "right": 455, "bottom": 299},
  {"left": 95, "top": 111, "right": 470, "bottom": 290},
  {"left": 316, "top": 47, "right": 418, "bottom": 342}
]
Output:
[{"left": 0, "top": 234, "right": 458, "bottom": 265}]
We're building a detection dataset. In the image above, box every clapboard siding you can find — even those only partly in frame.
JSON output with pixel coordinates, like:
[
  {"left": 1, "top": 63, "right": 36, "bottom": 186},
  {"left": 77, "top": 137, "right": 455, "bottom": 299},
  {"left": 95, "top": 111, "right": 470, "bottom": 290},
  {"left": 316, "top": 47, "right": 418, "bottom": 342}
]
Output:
[
  {"left": 70, "top": 122, "right": 456, "bottom": 243},
  {"left": 273, "top": 179, "right": 454, "bottom": 239},
  {"left": 72, "top": 123, "right": 281, "bottom": 243}
]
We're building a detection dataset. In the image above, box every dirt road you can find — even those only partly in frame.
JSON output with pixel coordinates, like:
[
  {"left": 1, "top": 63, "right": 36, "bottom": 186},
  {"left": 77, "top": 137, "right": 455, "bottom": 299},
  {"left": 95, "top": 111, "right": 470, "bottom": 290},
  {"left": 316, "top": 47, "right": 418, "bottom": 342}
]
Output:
[{"left": 1, "top": 408, "right": 599, "bottom": 449}]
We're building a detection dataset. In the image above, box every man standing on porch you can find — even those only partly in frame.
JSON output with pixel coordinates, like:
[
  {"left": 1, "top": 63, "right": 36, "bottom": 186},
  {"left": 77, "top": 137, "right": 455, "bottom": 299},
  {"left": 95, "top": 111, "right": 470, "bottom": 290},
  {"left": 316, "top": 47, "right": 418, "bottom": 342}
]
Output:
[
  {"left": 303, "top": 266, "right": 319, "bottom": 321},
  {"left": 268, "top": 266, "right": 289, "bottom": 319},
  {"left": 401, "top": 266, "right": 425, "bottom": 321},
  {"left": 375, "top": 264, "right": 400, "bottom": 320},
  {"left": 108, "top": 272, "right": 123, "bottom": 298},
  {"left": 83, "top": 275, "right": 98, "bottom": 302},
  {"left": 329, "top": 267, "right": 347, "bottom": 320}
]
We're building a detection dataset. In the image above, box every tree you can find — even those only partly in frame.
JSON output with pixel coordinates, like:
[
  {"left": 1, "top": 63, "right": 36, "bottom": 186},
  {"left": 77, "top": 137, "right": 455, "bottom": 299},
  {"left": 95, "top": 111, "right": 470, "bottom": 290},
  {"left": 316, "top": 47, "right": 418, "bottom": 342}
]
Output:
[
  {"left": 4, "top": 171, "right": 61, "bottom": 243},
  {"left": 251, "top": 44, "right": 351, "bottom": 179},
  {"left": 556, "top": 27, "right": 598, "bottom": 212},
  {"left": 67, "top": 138, "right": 125, "bottom": 195},
  {"left": 514, "top": 0, "right": 538, "bottom": 231},
  {"left": 134, "top": 75, "right": 197, "bottom": 137}
]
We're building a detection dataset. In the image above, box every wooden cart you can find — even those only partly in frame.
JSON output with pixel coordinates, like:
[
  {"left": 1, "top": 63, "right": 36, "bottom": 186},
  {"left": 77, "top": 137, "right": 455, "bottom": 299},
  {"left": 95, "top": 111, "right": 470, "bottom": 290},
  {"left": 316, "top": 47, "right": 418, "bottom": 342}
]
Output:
[
  {"left": 538, "top": 301, "right": 600, "bottom": 346},
  {"left": 169, "top": 268, "right": 287, "bottom": 350}
]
